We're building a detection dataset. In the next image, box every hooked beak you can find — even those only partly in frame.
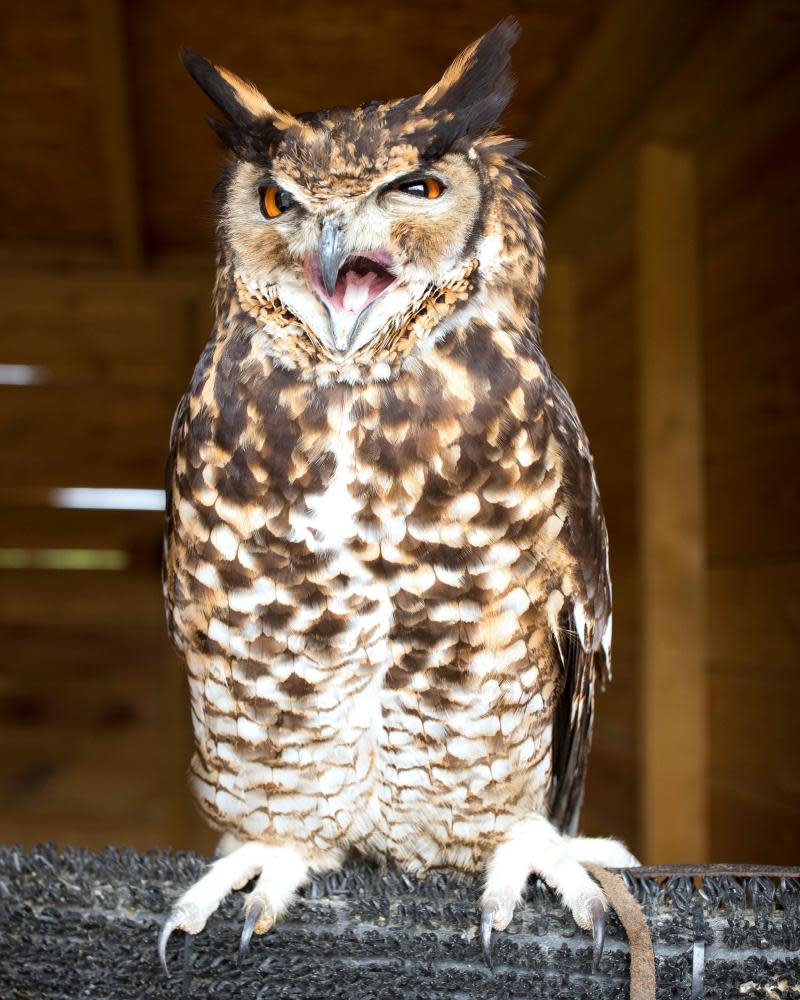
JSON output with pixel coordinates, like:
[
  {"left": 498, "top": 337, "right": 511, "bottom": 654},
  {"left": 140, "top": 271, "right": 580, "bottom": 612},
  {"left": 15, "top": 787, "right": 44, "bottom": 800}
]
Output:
[
  {"left": 306, "top": 219, "right": 397, "bottom": 354},
  {"left": 319, "top": 216, "right": 345, "bottom": 297}
]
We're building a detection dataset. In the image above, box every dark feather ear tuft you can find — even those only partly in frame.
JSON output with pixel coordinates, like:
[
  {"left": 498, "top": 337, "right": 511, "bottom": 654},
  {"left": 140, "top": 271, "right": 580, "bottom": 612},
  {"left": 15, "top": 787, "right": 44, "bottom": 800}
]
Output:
[
  {"left": 180, "top": 49, "right": 296, "bottom": 136},
  {"left": 181, "top": 49, "right": 254, "bottom": 129},
  {"left": 420, "top": 18, "right": 520, "bottom": 139}
]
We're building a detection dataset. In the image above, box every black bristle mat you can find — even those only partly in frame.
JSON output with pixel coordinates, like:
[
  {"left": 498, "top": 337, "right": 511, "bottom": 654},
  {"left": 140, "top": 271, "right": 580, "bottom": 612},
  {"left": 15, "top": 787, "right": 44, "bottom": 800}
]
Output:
[{"left": 1, "top": 845, "right": 798, "bottom": 999}]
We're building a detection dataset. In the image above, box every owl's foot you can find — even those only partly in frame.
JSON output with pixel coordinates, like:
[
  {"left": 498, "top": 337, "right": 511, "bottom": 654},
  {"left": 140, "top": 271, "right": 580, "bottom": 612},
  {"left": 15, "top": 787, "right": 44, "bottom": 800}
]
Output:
[
  {"left": 480, "top": 815, "right": 638, "bottom": 971},
  {"left": 158, "top": 840, "right": 308, "bottom": 975}
]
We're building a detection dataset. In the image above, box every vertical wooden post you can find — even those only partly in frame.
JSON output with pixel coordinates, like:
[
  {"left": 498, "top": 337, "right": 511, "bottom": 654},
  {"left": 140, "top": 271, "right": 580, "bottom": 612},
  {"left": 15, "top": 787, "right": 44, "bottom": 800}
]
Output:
[
  {"left": 637, "top": 144, "right": 708, "bottom": 861},
  {"left": 541, "top": 256, "right": 579, "bottom": 398},
  {"left": 82, "top": 0, "right": 143, "bottom": 268}
]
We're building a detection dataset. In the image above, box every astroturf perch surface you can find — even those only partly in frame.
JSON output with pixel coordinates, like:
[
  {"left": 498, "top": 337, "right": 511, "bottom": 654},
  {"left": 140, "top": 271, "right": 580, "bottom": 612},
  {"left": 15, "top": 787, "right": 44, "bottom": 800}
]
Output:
[{"left": 0, "top": 845, "right": 798, "bottom": 999}]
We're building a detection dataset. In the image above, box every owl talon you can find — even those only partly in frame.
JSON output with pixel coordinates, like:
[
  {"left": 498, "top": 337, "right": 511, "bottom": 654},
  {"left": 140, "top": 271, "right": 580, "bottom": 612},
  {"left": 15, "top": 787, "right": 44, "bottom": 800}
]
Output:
[
  {"left": 480, "top": 901, "right": 497, "bottom": 969},
  {"left": 158, "top": 907, "right": 188, "bottom": 977},
  {"left": 589, "top": 898, "right": 606, "bottom": 972},
  {"left": 157, "top": 842, "right": 307, "bottom": 975},
  {"left": 238, "top": 899, "right": 264, "bottom": 967}
]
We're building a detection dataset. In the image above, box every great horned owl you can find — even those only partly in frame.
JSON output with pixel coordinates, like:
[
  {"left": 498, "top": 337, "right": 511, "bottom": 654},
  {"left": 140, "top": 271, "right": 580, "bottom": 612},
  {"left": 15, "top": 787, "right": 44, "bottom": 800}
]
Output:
[{"left": 160, "top": 19, "right": 637, "bottom": 974}]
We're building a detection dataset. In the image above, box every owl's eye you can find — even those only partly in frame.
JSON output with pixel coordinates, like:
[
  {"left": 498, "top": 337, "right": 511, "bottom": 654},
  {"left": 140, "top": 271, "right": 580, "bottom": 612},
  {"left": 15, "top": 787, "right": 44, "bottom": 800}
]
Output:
[
  {"left": 395, "top": 177, "right": 445, "bottom": 199},
  {"left": 259, "top": 184, "right": 295, "bottom": 219}
]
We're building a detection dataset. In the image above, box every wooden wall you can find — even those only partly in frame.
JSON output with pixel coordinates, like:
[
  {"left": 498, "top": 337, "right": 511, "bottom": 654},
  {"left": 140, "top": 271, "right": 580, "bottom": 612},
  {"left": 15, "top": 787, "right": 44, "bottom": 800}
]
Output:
[
  {"left": 700, "top": 52, "right": 800, "bottom": 862},
  {"left": 0, "top": 273, "right": 215, "bottom": 853},
  {"left": 0, "top": 0, "right": 798, "bottom": 864},
  {"left": 0, "top": 0, "right": 603, "bottom": 855},
  {"left": 540, "top": 0, "right": 800, "bottom": 862}
]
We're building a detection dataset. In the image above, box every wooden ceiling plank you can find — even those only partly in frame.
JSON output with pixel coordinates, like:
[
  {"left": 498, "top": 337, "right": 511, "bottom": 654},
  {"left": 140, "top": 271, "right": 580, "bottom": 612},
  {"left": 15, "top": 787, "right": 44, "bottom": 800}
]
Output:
[
  {"left": 528, "top": 0, "right": 720, "bottom": 208},
  {"left": 544, "top": 0, "right": 800, "bottom": 252},
  {"left": 82, "top": 0, "right": 143, "bottom": 268}
]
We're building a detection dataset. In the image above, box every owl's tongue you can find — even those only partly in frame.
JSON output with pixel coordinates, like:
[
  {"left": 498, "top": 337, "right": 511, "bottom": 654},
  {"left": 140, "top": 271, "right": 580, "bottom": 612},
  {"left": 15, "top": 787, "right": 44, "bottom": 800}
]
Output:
[
  {"left": 336, "top": 268, "right": 381, "bottom": 317},
  {"left": 329, "top": 255, "right": 396, "bottom": 317}
]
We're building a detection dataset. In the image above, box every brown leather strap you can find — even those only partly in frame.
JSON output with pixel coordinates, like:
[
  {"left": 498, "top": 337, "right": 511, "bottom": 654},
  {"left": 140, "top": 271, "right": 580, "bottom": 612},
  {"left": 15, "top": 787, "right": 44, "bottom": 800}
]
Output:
[
  {"left": 586, "top": 864, "right": 656, "bottom": 1000},
  {"left": 621, "top": 864, "right": 800, "bottom": 878}
]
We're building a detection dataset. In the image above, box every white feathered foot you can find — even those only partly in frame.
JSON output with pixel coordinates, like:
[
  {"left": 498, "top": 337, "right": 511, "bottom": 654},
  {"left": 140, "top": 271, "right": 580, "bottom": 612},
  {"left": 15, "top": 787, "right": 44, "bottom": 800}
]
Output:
[
  {"left": 480, "top": 815, "right": 639, "bottom": 971},
  {"left": 158, "top": 839, "right": 308, "bottom": 974}
]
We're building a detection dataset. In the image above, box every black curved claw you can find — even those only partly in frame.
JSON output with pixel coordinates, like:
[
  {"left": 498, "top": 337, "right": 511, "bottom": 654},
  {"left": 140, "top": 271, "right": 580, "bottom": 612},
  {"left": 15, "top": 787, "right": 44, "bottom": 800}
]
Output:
[
  {"left": 158, "top": 909, "right": 185, "bottom": 977},
  {"left": 239, "top": 899, "right": 265, "bottom": 967},
  {"left": 480, "top": 902, "right": 497, "bottom": 971},
  {"left": 589, "top": 899, "right": 606, "bottom": 973}
]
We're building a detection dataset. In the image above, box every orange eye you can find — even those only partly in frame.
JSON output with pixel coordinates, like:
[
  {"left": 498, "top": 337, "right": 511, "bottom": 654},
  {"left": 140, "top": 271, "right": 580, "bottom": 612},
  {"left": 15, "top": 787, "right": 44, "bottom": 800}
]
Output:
[
  {"left": 259, "top": 184, "right": 295, "bottom": 219},
  {"left": 396, "top": 177, "right": 445, "bottom": 199}
]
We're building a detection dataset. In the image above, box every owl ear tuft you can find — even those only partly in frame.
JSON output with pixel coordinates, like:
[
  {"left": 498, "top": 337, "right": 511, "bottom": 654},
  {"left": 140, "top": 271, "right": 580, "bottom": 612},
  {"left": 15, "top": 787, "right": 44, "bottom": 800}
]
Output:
[
  {"left": 420, "top": 18, "right": 520, "bottom": 139},
  {"left": 181, "top": 49, "right": 296, "bottom": 137}
]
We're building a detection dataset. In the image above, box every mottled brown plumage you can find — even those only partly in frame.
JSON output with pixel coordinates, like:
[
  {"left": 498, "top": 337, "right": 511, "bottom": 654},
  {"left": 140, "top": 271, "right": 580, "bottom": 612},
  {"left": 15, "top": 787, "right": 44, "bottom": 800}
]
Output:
[{"left": 159, "top": 19, "right": 635, "bottom": 971}]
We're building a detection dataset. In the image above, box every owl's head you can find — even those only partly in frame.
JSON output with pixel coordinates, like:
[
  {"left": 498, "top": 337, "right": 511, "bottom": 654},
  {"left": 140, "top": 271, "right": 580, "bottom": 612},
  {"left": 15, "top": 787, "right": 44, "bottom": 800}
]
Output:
[{"left": 184, "top": 19, "right": 541, "bottom": 381}]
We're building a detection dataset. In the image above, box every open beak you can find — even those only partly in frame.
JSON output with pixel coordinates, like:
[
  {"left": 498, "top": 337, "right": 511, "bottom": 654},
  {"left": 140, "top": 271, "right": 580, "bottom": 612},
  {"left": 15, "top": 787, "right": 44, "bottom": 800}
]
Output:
[{"left": 306, "top": 218, "right": 397, "bottom": 353}]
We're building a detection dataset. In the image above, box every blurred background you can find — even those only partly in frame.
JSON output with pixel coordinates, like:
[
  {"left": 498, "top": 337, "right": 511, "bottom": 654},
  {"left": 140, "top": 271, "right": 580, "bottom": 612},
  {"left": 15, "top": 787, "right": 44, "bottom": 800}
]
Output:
[{"left": 0, "top": 0, "right": 798, "bottom": 865}]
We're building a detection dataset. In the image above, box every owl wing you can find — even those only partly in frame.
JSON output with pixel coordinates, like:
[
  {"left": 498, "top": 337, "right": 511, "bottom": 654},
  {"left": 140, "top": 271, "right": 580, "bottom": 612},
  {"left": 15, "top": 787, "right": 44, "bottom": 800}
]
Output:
[
  {"left": 162, "top": 334, "right": 219, "bottom": 655},
  {"left": 545, "top": 375, "right": 612, "bottom": 836},
  {"left": 162, "top": 388, "right": 192, "bottom": 656}
]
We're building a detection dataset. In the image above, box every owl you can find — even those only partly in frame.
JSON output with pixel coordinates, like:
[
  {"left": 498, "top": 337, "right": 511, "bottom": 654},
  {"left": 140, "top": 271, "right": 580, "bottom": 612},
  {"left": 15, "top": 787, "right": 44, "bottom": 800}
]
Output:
[{"left": 159, "top": 18, "right": 637, "bottom": 975}]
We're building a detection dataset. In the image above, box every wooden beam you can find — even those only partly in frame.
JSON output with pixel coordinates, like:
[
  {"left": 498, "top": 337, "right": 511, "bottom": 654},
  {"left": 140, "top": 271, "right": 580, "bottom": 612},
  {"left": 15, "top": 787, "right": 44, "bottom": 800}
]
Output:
[
  {"left": 637, "top": 144, "right": 708, "bottom": 862},
  {"left": 0, "top": 244, "right": 215, "bottom": 276},
  {"left": 545, "top": 0, "right": 800, "bottom": 253},
  {"left": 82, "top": 0, "right": 143, "bottom": 268},
  {"left": 0, "top": 269, "right": 206, "bottom": 299},
  {"left": 0, "top": 242, "right": 118, "bottom": 271},
  {"left": 528, "top": 0, "right": 718, "bottom": 208}
]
